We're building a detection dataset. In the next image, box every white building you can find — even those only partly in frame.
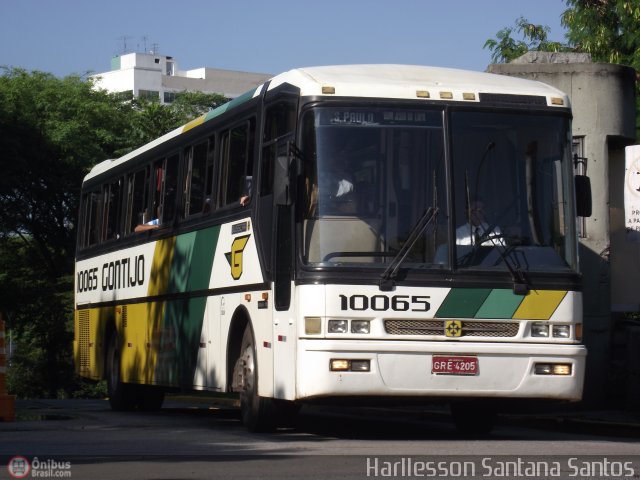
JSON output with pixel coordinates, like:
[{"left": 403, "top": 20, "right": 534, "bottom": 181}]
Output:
[{"left": 91, "top": 52, "right": 272, "bottom": 102}]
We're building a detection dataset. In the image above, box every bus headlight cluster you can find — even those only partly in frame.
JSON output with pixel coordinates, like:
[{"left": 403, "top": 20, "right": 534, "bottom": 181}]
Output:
[
  {"left": 330, "top": 359, "right": 371, "bottom": 372},
  {"left": 531, "top": 323, "right": 572, "bottom": 339},
  {"left": 328, "top": 319, "right": 371, "bottom": 334}
]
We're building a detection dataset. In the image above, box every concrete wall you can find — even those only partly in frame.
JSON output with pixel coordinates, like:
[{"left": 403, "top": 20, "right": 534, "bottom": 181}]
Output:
[{"left": 488, "top": 55, "right": 637, "bottom": 405}]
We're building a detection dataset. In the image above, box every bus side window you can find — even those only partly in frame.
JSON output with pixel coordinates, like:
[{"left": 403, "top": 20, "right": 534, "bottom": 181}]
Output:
[
  {"left": 126, "top": 167, "right": 149, "bottom": 235},
  {"left": 218, "top": 119, "right": 255, "bottom": 207},
  {"left": 185, "top": 141, "right": 208, "bottom": 217},
  {"left": 204, "top": 136, "right": 216, "bottom": 214},
  {"left": 87, "top": 190, "right": 102, "bottom": 247},
  {"left": 104, "top": 178, "right": 123, "bottom": 241},
  {"left": 261, "top": 102, "right": 296, "bottom": 197},
  {"left": 163, "top": 154, "right": 179, "bottom": 223},
  {"left": 78, "top": 192, "right": 91, "bottom": 249}
]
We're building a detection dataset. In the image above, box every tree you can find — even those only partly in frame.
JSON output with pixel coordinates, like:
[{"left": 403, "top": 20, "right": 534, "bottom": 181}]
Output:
[
  {"left": 485, "top": 1, "right": 640, "bottom": 135},
  {"left": 484, "top": 16, "right": 569, "bottom": 64},
  {"left": 124, "top": 91, "right": 228, "bottom": 151},
  {"left": 0, "top": 67, "right": 230, "bottom": 398},
  {"left": 0, "top": 68, "right": 133, "bottom": 397},
  {"left": 562, "top": 0, "right": 640, "bottom": 70}
]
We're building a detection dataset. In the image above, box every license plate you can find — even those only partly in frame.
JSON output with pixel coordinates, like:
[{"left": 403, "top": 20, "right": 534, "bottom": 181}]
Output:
[{"left": 432, "top": 356, "right": 479, "bottom": 375}]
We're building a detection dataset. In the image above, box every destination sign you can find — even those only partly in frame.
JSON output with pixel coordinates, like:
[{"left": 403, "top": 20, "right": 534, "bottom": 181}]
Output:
[{"left": 319, "top": 108, "right": 441, "bottom": 127}]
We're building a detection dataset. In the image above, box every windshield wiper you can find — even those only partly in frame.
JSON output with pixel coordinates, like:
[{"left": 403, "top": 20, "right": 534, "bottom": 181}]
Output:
[
  {"left": 379, "top": 207, "right": 438, "bottom": 291},
  {"left": 471, "top": 229, "right": 530, "bottom": 295}
]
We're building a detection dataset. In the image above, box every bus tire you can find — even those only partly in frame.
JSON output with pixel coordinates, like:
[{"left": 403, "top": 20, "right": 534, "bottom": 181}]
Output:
[
  {"left": 105, "top": 332, "right": 136, "bottom": 411},
  {"left": 135, "top": 385, "right": 165, "bottom": 411},
  {"left": 450, "top": 401, "right": 497, "bottom": 435},
  {"left": 238, "top": 325, "right": 277, "bottom": 432}
]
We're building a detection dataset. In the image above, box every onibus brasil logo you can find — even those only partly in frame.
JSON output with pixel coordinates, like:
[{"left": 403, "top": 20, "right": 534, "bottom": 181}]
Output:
[{"left": 7, "top": 456, "right": 72, "bottom": 478}]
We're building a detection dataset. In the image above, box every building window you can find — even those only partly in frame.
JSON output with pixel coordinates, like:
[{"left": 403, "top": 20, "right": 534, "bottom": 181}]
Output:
[
  {"left": 138, "top": 90, "right": 160, "bottom": 101},
  {"left": 163, "top": 91, "right": 177, "bottom": 103}
]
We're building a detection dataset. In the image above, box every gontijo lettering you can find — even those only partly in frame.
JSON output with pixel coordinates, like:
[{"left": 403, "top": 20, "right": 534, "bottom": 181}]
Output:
[{"left": 76, "top": 255, "right": 145, "bottom": 293}]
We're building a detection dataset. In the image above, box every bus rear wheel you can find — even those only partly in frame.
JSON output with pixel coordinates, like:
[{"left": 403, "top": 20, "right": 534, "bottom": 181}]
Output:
[
  {"left": 237, "top": 325, "right": 277, "bottom": 432},
  {"left": 105, "top": 332, "right": 136, "bottom": 411}
]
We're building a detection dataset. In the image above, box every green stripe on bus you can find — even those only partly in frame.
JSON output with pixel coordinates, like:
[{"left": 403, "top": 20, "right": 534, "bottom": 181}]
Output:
[
  {"left": 474, "top": 289, "right": 525, "bottom": 319},
  {"left": 435, "top": 288, "right": 492, "bottom": 318},
  {"left": 205, "top": 88, "right": 258, "bottom": 122},
  {"left": 168, "top": 231, "right": 198, "bottom": 293},
  {"left": 188, "top": 226, "right": 220, "bottom": 291}
]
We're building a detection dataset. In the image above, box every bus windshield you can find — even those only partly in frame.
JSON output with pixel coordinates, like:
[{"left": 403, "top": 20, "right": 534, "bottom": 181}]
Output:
[{"left": 300, "top": 106, "right": 577, "bottom": 274}]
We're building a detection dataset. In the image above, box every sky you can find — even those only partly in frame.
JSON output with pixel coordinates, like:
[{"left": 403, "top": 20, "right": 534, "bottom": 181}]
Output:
[{"left": 1, "top": 0, "right": 569, "bottom": 78}]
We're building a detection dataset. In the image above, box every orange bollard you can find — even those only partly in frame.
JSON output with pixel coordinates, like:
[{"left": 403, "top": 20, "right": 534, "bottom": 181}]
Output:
[{"left": 0, "top": 316, "right": 16, "bottom": 422}]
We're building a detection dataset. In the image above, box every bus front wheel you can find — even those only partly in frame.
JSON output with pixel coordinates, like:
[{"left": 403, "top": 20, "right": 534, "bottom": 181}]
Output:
[{"left": 237, "top": 325, "right": 277, "bottom": 432}]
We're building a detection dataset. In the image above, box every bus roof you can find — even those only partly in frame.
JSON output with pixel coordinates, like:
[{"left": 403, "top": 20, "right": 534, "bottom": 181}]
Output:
[{"left": 85, "top": 64, "right": 569, "bottom": 182}]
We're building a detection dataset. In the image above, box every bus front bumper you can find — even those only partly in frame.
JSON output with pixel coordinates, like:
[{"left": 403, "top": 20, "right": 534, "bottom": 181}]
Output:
[{"left": 296, "top": 339, "right": 586, "bottom": 402}]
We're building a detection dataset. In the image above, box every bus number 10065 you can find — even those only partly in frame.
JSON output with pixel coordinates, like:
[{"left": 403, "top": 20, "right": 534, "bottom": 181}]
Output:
[{"left": 339, "top": 294, "right": 430, "bottom": 312}]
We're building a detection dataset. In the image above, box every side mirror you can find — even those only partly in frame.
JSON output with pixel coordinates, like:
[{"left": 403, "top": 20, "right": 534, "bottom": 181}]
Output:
[
  {"left": 575, "top": 175, "right": 592, "bottom": 217},
  {"left": 274, "top": 141, "right": 296, "bottom": 206}
]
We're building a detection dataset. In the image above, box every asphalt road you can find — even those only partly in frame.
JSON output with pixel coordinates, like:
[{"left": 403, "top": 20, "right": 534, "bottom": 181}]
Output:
[{"left": 1, "top": 398, "right": 638, "bottom": 479}]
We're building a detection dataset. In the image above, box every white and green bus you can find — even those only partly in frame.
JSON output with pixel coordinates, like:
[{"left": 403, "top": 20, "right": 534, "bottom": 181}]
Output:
[{"left": 74, "top": 65, "right": 589, "bottom": 433}]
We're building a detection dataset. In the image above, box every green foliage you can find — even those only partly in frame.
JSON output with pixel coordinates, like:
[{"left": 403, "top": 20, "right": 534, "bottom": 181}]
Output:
[
  {"left": 485, "top": 2, "right": 640, "bottom": 136},
  {"left": 562, "top": 0, "right": 640, "bottom": 70},
  {"left": 484, "top": 16, "right": 570, "bottom": 64},
  {"left": 122, "top": 91, "right": 228, "bottom": 152},
  {"left": 0, "top": 67, "right": 228, "bottom": 398}
]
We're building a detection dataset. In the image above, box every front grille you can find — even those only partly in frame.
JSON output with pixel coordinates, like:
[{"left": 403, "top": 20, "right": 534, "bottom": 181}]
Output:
[{"left": 384, "top": 319, "right": 519, "bottom": 338}]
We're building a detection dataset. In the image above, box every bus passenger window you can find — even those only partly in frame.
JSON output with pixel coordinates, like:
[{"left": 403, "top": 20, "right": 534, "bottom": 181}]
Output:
[
  {"left": 261, "top": 102, "right": 296, "bottom": 196},
  {"left": 87, "top": 190, "right": 102, "bottom": 247},
  {"left": 218, "top": 120, "right": 255, "bottom": 207},
  {"left": 204, "top": 137, "right": 215, "bottom": 214},
  {"left": 127, "top": 168, "right": 148, "bottom": 235},
  {"left": 163, "top": 154, "right": 179, "bottom": 223},
  {"left": 186, "top": 142, "right": 208, "bottom": 216},
  {"left": 104, "top": 178, "right": 122, "bottom": 241}
]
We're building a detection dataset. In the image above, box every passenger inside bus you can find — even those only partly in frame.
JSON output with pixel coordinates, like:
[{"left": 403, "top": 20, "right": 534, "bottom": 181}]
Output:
[
  {"left": 455, "top": 199, "right": 504, "bottom": 246},
  {"left": 134, "top": 208, "right": 160, "bottom": 233}
]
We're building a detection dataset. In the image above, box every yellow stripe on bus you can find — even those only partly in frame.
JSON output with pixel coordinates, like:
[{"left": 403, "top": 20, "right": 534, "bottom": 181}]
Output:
[
  {"left": 182, "top": 114, "right": 206, "bottom": 133},
  {"left": 147, "top": 237, "right": 177, "bottom": 297},
  {"left": 512, "top": 290, "right": 567, "bottom": 320}
]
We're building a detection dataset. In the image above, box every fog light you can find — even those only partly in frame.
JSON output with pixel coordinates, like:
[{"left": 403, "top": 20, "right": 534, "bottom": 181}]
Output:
[
  {"left": 552, "top": 364, "right": 572, "bottom": 375},
  {"left": 531, "top": 323, "right": 549, "bottom": 337},
  {"left": 350, "top": 360, "right": 371, "bottom": 372},
  {"left": 351, "top": 320, "right": 370, "bottom": 334},
  {"left": 330, "top": 359, "right": 350, "bottom": 371},
  {"left": 305, "top": 317, "right": 321, "bottom": 335},
  {"left": 534, "top": 363, "right": 572, "bottom": 375},
  {"left": 328, "top": 320, "right": 348, "bottom": 333},
  {"left": 552, "top": 325, "right": 571, "bottom": 339}
]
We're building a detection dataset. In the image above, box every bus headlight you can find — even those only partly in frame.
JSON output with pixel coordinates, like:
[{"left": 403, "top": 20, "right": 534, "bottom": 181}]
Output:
[
  {"left": 552, "top": 325, "right": 571, "bottom": 339},
  {"left": 351, "top": 320, "right": 371, "bottom": 334},
  {"left": 531, "top": 323, "right": 549, "bottom": 337},
  {"left": 328, "top": 319, "right": 348, "bottom": 334}
]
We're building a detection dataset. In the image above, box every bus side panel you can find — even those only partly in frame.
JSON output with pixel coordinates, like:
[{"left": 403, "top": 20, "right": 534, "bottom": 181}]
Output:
[
  {"left": 211, "top": 220, "right": 273, "bottom": 396},
  {"left": 74, "top": 306, "right": 113, "bottom": 381},
  {"left": 273, "top": 283, "right": 297, "bottom": 400}
]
